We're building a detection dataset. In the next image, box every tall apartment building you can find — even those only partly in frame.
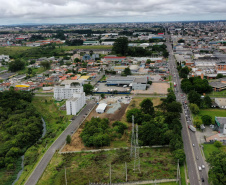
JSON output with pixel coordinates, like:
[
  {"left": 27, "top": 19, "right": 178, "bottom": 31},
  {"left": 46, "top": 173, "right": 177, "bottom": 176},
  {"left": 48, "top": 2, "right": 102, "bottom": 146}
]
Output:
[
  {"left": 66, "top": 91, "right": 86, "bottom": 115},
  {"left": 54, "top": 80, "right": 86, "bottom": 115},
  {"left": 54, "top": 80, "right": 84, "bottom": 100}
]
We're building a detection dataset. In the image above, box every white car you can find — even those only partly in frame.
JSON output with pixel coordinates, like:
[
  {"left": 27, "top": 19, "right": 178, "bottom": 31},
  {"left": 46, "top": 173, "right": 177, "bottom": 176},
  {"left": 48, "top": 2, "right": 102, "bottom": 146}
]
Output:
[
  {"left": 202, "top": 165, "right": 205, "bottom": 169},
  {"left": 192, "top": 144, "right": 195, "bottom": 147},
  {"left": 198, "top": 166, "right": 202, "bottom": 171}
]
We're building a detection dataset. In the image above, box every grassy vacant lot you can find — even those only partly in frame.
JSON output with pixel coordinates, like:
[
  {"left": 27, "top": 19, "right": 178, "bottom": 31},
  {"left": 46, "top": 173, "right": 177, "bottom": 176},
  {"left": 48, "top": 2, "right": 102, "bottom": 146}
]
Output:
[
  {"left": 62, "top": 45, "right": 112, "bottom": 50},
  {"left": 0, "top": 46, "right": 30, "bottom": 56},
  {"left": 193, "top": 108, "right": 226, "bottom": 124},
  {"left": 207, "top": 90, "right": 226, "bottom": 97},
  {"left": 203, "top": 144, "right": 226, "bottom": 160},
  {"left": 38, "top": 148, "right": 177, "bottom": 185},
  {"left": 15, "top": 97, "right": 73, "bottom": 185},
  {"left": 0, "top": 45, "right": 112, "bottom": 57}
]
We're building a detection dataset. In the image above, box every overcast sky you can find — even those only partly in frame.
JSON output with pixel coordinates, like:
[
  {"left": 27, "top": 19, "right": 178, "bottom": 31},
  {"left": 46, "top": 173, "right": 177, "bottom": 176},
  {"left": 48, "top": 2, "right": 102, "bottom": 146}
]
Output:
[{"left": 0, "top": 0, "right": 225, "bottom": 25}]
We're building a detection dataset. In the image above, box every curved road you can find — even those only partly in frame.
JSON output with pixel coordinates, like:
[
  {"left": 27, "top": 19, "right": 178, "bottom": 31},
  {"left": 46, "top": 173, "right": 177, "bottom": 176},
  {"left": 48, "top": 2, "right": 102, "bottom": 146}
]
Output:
[{"left": 25, "top": 100, "right": 96, "bottom": 185}]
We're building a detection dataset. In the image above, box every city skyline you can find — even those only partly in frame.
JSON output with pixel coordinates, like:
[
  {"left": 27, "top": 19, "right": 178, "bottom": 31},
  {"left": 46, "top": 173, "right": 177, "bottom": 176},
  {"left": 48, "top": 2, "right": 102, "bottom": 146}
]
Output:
[{"left": 0, "top": 0, "right": 226, "bottom": 25}]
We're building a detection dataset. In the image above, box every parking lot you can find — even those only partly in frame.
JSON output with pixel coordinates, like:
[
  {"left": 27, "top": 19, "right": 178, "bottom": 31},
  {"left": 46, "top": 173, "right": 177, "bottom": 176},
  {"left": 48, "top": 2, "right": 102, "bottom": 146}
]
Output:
[
  {"left": 0, "top": 72, "right": 16, "bottom": 80},
  {"left": 95, "top": 82, "right": 130, "bottom": 92}
]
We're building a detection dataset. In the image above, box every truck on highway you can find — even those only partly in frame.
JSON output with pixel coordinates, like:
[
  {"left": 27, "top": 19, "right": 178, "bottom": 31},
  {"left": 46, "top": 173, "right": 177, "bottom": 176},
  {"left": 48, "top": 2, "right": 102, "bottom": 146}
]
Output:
[
  {"left": 188, "top": 125, "right": 196, "bottom": 132},
  {"left": 174, "top": 82, "right": 177, "bottom": 87}
]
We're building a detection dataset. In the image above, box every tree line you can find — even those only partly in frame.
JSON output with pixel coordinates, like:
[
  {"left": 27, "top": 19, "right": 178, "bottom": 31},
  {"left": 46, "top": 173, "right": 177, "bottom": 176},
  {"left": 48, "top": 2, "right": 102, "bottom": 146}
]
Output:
[
  {"left": 0, "top": 88, "right": 43, "bottom": 170},
  {"left": 80, "top": 93, "right": 185, "bottom": 165}
]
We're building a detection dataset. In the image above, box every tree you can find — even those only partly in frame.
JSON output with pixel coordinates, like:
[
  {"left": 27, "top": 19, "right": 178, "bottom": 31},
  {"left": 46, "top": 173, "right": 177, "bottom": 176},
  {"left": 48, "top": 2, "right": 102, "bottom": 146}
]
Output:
[
  {"left": 201, "top": 96, "right": 212, "bottom": 108},
  {"left": 40, "top": 61, "right": 51, "bottom": 69},
  {"left": 83, "top": 84, "right": 94, "bottom": 95},
  {"left": 166, "top": 102, "right": 182, "bottom": 113},
  {"left": 126, "top": 108, "right": 143, "bottom": 125},
  {"left": 112, "top": 121, "right": 128, "bottom": 135},
  {"left": 101, "top": 93, "right": 105, "bottom": 99},
  {"left": 66, "top": 135, "right": 71, "bottom": 144},
  {"left": 179, "top": 66, "right": 189, "bottom": 78},
  {"left": 28, "top": 68, "right": 32, "bottom": 75},
  {"left": 194, "top": 118, "right": 202, "bottom": 128},
  {"left": 189, "top": 103, "right": 200, "bottom": 114},
  {"left": 139, "top": 98, "right": 154, "bottom": 115},
  {"left": 214, "top": 141, "right": 223, "bottom": 148},
  {"left": 173, "top": 149, "right": 186, "bottom": 165},
  {"left": 188, "top": 90, "right": 201, "bottom": 106},
  {"left": 112, "top": 37, "right": 128, "bottom": 55},
  {"left": 123, "top": 67, "right": 131, "bottom": 76},
  {"left": 8, "top": 59, "right": 25, "bottom": 72},
  {"left": 216, "top": 74, "right": 223, "bottom": 79},
  {"left": 166, "top": 92, "right": 176, "bottom": 103},
  {"left": 207, "top": 151, "right": 226, "bottom": 185},
  {"left": 201, "top": 115, "right": 212, "bottom": 125}
]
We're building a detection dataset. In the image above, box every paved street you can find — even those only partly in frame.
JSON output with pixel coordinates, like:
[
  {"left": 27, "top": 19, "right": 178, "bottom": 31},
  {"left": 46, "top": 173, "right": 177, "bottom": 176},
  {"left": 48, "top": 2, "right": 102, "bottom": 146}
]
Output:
[
  {"left": 25, "top": 100, "right": 96, "bottom": 185},
  {"left": 165, "top": 33, "right": 209, "bottom": 185}
]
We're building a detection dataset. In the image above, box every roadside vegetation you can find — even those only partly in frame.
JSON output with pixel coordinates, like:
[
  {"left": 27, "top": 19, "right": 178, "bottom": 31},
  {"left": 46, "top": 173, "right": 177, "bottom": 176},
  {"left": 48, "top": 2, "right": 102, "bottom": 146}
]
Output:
[
  {"left": 14, "top": 97, "right": 73, "bottom": 185},
  {"left": 0, "top": 89, "right": 42, "bottom": 185},
  {"left": 203, "top": 144, "right": 226, "bottom": 185},
  {"left": 37, "top": 148, "right": 177, "bottom": 185}
]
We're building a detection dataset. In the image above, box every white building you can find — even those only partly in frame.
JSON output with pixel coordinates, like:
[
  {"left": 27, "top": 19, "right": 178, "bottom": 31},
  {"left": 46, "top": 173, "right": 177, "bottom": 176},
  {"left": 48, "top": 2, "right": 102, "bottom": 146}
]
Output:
[
  {"left": 54, "top": 80, "right": 86, "bottom": 115},
  {"left": 66, "top": 91, "right": 86, "bottom": 115},
  {"left": 96, "top": 103, "right": 107, "bottom": 114},
  {"left": 54, "top": 80, "right": 85, "bottom": 100}
]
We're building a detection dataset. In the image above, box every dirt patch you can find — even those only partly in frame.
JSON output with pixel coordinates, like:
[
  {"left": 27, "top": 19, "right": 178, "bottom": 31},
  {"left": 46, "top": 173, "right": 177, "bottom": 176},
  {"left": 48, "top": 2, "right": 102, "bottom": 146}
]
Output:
[
  {"left": 62, "top": 103, "right": 129, "bottom": 152},
  {"left": 131, "top": 82, "right": 170, "bottom": 95},
  {"left": 62, "top": 97, "right": 162, "bottom": 152}
]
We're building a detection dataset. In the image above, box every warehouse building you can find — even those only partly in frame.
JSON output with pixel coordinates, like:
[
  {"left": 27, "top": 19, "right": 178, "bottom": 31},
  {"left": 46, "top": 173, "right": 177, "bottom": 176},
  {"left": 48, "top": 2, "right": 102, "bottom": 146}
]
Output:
[{"left": 106, "top": 76, "right": 147, "bottom": 90}]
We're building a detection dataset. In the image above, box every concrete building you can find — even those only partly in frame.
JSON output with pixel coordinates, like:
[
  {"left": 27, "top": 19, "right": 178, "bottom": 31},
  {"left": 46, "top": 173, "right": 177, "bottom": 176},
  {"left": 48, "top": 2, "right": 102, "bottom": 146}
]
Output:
[
  {"left": 66, "top": 91, "right": 86, "bottom": 115},
  {"left": 215, "top": 98, "right": 226, "bottom": 109},
  {"left": 216, "top": 61, "right": 226, "bottom": 75},
  {"left": 106, "top": 76, "right": 147, "bottom": 90},
  {"left": 132, "top": 77, "right": 148, "bottom": 90},
  {"left": 54, "top": 80, "right": 85, "bottom": 100},
  {"left": 215, "top": 117, "right": 226, "bottom": 134}
]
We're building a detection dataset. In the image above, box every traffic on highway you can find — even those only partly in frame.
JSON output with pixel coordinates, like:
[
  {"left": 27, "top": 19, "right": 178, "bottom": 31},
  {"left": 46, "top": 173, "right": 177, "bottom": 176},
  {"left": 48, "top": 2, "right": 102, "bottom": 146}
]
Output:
[{"left": 166, "top": 32, "right": 209, "bottom": 185}]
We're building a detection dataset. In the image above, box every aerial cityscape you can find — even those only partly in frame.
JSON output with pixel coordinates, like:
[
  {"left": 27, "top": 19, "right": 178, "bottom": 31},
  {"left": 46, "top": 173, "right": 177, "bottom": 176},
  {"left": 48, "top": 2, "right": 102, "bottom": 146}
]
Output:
[{"left": 0, "top": 1, "right": 226, "bottom": 185}]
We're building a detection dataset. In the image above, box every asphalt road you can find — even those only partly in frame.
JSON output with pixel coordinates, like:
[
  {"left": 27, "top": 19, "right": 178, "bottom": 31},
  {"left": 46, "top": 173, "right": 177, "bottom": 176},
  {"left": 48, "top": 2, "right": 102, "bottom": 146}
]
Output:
[
  {"left": 165, "top": 33, "right": 209, "bottom": 185},
  {"left": 25, "top": 100, "right": 96, "bottom": 185}
]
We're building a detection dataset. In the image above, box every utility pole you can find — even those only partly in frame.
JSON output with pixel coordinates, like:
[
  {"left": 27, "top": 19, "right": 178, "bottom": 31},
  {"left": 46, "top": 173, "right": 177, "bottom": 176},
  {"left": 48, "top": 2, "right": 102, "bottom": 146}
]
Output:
[
  {"left": 110, "top": 163, "right": 112, "bottom": 185},
  {"left": 125, "top": 162, "right": 127, "bottom": 182},
  {"left": 65, "top": 166, "right": 67, "bottom": 185},
  {"left": 130, "top": 115, "right": 135, "bottom": 157}
]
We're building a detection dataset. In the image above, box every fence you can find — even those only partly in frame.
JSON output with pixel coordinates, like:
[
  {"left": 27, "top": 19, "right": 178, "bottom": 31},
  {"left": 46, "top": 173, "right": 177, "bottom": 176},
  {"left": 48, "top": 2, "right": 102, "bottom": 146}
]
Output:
[{"left": 89, "top": 178, "right": 177, "bottom": 185}]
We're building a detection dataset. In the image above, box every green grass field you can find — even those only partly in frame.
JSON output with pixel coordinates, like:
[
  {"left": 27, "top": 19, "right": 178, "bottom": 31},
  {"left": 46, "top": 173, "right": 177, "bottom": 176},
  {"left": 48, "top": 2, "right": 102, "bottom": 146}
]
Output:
[
  {"left": 37, "top": 148, "right": 177, "bottom": 185},
  {"left": 203, "top": 144, "right": 226, "bottom": 160},
  {"left": 14, "top": 97, "right": 73, "bottom": 185},
  {"left": 207, "top": 90, "right": 226, "bottom": 97},
  {"left": 0, "top": 45, "right": 112, "bottom": 57},
  {"left": 193, "top": 108, "right": 226, "bottom": 125}
]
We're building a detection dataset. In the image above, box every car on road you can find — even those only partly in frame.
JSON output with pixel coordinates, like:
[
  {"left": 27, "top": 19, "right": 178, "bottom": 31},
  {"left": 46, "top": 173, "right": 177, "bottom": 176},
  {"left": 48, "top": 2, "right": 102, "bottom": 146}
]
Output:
[
  {"left": 198, "top": 166, "right": 202, "bottom": 171},
  {"left": 192, "top": 144, "right": 195, "bottom": 147},
  {"left": 202, "top": 165, "right": 205, "bottom": 169},
  {"left": 201, "top": 177, "right": 205, "bottom": 182},
  {"left": 196, "top": 156, "right": 199, "bottom": 160}
]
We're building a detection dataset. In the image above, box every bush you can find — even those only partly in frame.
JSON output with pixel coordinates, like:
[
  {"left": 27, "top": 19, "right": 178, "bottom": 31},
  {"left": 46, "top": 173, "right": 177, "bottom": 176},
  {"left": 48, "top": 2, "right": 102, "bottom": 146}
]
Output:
[
  {"left": 201, "top": 115, "right": 212, "bottom": 125},
  {"left": 214, "top": 141, "right": 222, "bottom": 148},
  {"left": 112, "top": 121, "right": 128, "bottom": 135},
  {"left": 66, "top": 135, "right": 71, "bottom": 144}
]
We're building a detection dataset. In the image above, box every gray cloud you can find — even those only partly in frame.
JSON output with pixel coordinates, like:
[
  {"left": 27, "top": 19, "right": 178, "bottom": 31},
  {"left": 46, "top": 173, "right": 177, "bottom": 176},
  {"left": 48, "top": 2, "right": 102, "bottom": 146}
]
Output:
[{"left": 0, "top": 0, "right": 225, "bottom": 24}]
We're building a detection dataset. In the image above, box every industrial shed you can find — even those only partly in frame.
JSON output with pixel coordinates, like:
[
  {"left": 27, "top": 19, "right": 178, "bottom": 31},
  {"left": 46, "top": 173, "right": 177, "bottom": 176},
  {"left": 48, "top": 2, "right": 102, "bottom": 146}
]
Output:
[{"left": 96, "top": 103, "right": 107, "bottom": 114}]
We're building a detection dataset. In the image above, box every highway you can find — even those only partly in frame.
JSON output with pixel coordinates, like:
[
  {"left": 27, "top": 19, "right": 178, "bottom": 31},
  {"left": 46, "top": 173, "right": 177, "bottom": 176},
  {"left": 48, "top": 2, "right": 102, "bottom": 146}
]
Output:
[
  {"left": 25, "top": 100, "right": 96, "bottom": 185},
  {"left": 165, "top": 34, "right": 209, "bottom": 185}
]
